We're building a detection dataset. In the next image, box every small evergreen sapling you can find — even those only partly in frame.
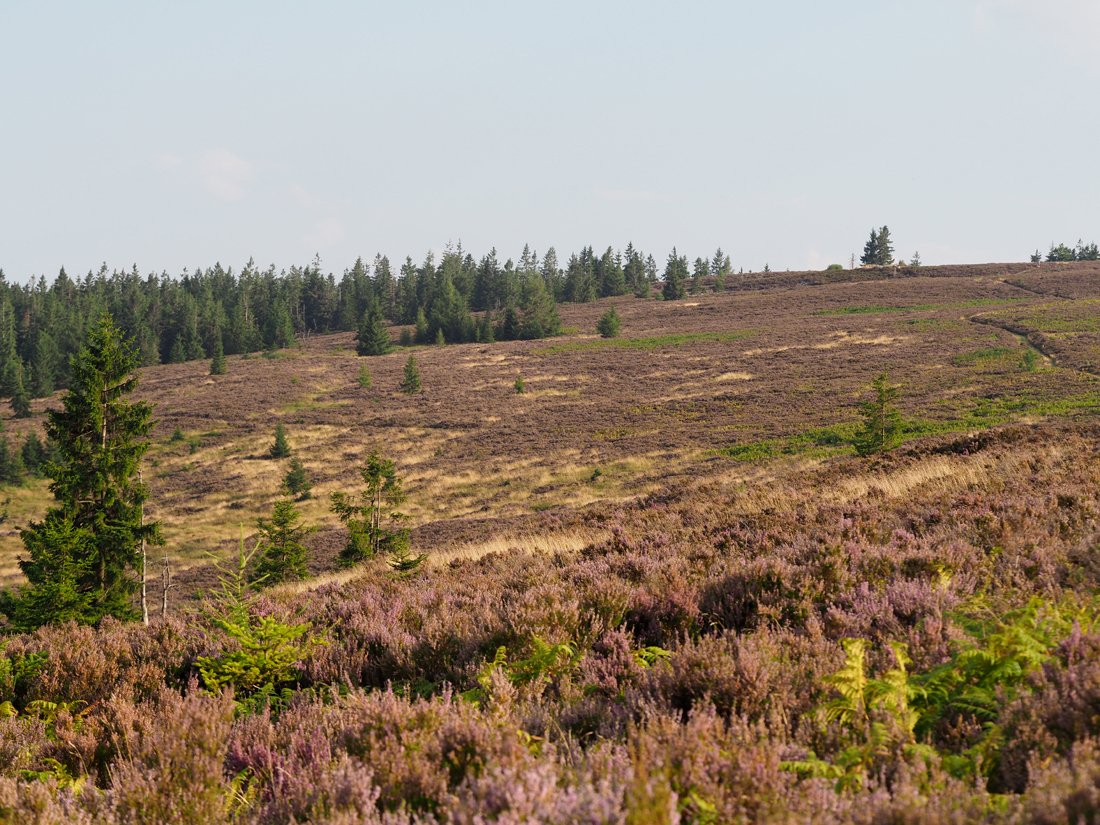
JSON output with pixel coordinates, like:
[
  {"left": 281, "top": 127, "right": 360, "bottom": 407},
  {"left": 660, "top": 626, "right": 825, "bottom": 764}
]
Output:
[
  {"left": 250, "top": 499, "right": 312, "bottom": 586},
  {"left": 853, "top": 372, "right": 903, "bottom": 456},
  {"left": 597, "top": 307, "right": 621, "bottom": 339},
  {"left": 514, "top": 374, "right": 526, "bottom": 394},
  {"left": 282, "top": 457, "right": 312, "bottom": 500},
  {"left": 357, "top": 365, "right": 372, "bottom": 388},
  {"left": 269, "top": 423, "right": 291, "bottom": 459},
  {"left": 400, "top": 355, "right": 421, "bottom": 394}
]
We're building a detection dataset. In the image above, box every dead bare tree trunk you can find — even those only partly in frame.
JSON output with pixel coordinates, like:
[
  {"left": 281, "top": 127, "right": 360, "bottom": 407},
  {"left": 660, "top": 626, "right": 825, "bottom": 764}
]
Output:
[
  {"left": 140, "top": 471, "right": 148, "bottom": 625},
  {"left": 161, "top": 551, "right": 174, "bottom": 617}
]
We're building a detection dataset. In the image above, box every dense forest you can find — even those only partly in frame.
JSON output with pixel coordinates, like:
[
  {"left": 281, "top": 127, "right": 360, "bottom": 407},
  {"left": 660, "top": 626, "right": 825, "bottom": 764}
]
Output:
[{"left": 0, "top": 243, "right": 733, "bottom": 407}]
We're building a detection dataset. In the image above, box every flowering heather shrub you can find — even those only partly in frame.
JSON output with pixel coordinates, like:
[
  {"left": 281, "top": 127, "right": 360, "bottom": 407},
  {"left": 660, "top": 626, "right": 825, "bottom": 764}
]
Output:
[{"left": 0, "top": 422, "right": 1096, "bottom": 821}]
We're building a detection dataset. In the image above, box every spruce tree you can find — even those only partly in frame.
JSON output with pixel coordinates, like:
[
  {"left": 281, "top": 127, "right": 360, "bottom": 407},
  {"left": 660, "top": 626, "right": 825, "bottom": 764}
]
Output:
[
  {"left": 356, "top": 298, "right": 391, "bottom": 356},
  {"left": 269, "top": 423, "right": 291, "bottom": 458},
  {"left": 597, "top": 307, "right": 621, "bottom": 338},
  {"left": 8, "top": 313, "right": 160, "bottom": 626},
  {"left": 210, "top": 336, "right": 226, "bottom": 375},
  {"left": 250, "top": 499, "right": 312, "bottom": 586},
  {"left": 0, "top": 433, "right": 24, "bottom": 485},
  {"left": 282, "top": 457, "right": 312, "bottom": 500},
  {"left": 662, "top": 249, "right": 688, "bottom": 300},
  {"left": 21, "top": 432, "right": 47, "bottom": 477},
  {"left": 853, "top": 372, "right": 903, "bottom": 456},
  {"left": 10, "top": 381, "right": 31, "bottom": 418},
  {"left": 875, "top": 226, "right": 895, "bottom": 265},
  {"left": 8, "top": 513, "right": 97, "bottom": 629},
  {"left": 860, "top": 228, "right": 880, "bottom": 266},
  {"left": 400, "top": 355, "right": 421, "bottom": 394}
]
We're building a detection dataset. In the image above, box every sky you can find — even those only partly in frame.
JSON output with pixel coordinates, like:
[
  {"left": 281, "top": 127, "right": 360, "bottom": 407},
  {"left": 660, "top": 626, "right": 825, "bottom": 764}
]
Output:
[{"left": 2, "top": 0, "right": 1098, "bottom": 281}]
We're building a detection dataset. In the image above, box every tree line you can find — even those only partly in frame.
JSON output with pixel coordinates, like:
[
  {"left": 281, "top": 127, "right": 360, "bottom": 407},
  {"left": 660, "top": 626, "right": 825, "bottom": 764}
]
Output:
[
  {"left": 1031, "top": 240, "right": 1100, "bottom": 263},
  {"left": 0, "top": 243, "right": 737, "bottom": 405}
]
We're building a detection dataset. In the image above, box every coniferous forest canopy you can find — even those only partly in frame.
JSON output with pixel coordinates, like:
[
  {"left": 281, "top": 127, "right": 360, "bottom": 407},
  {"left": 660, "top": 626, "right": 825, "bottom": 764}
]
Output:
[{"left": 0, "top": 243, "right": 732, "bottom": 401}]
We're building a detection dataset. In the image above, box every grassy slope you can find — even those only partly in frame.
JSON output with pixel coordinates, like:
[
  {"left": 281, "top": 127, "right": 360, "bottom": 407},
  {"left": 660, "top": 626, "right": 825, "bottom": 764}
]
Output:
[{"left": 0, "top": 261, "right": 1097, "bottom": 596}]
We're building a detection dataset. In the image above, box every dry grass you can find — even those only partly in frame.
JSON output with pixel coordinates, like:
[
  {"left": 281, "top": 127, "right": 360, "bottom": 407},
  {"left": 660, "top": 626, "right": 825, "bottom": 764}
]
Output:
[
  {"left": 428, "top": 526, "right": 610, "bottom": 567},
  {"left": 2, "top": 263, "right": 1099, "bottom": 587}
]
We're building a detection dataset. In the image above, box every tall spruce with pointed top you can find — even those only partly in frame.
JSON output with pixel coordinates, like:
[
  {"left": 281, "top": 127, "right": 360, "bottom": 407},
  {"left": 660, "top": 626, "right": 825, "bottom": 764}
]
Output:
[{"left": 8, "top": 313, "right": 160, "bottom": 627}]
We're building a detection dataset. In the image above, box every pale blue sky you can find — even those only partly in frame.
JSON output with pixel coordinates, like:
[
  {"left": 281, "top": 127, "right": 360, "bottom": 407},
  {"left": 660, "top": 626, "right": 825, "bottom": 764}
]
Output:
[{"left": 2, "top": 1, "right": 1097, "bottom": 280}]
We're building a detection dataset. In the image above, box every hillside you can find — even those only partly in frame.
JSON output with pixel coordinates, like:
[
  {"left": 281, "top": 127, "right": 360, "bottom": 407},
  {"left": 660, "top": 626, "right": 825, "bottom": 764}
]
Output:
[
  {"left": 0, "top": 261, "right": 1098, "bottom": 822},
  {"left": 4, "top": 261, "right": 1098, "bottom": 593}
]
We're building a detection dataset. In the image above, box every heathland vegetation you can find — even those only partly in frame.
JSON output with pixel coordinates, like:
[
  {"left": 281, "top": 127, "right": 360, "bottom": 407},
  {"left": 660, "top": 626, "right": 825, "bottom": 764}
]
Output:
[{"left": 0, "top": 258, "right": 1097, "bottom": 821}]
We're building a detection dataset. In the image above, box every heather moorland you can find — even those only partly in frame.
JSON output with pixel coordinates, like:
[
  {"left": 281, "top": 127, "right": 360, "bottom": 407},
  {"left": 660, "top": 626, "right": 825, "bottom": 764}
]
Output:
[{"left": 0, "top": 261, "right": 1099, "bottom": 823}]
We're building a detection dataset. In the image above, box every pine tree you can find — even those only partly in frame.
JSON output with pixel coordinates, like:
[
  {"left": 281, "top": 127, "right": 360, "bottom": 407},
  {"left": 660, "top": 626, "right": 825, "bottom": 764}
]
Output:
[
  {"left": 269, "top": 423, "right": 291, "bottom": 458},
  {"left": 514, "top": 374, "right": 526, "bottom": 394},
  {"left": 250, "top": 499, "right": 312, "bottom": 586},
  {"left": 597, "top": 307, "right": 621, "bottom": 338},
  {"left": 8, "top": 313, "right": 161, "bottom": 626},
  {"left": 356, "top": 298, "right": 392, "bottom": 356},
  {"left": 357, "top": 365, "right": 372, "bottom": 388},
  {"left": 853, "top": 372, "right": 903, "bottom": 456},
  {"left": 400, "top": 355, "right": 421, "bottom": 394}
]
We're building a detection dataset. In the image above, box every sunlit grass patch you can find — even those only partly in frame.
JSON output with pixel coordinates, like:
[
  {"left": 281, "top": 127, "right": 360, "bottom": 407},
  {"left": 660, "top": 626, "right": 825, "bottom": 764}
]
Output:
[
  {"left": 814, "top": 297, "right": 1029, "bottom": 317},
  {"left": 533, "top": 330, "right": 752, "bottom": 355}
]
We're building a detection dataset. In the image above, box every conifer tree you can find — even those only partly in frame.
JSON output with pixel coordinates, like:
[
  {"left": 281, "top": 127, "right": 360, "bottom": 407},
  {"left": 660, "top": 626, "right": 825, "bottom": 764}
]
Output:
[
  {"left": 860, "top": 228, "right": 880, "bottom": 266},
  {"left": 597, "top": 307, "right": 621, "bottom": 338},
  {"left": 875, "top": 226, "right": 895, "bottom": 265},
  {"left": 0, "top": 433, "right": 24, "bottom": 485},
  {"left": 250, "top": 499, "right": 312, "bottom": 586},
  {"left": 7, "top": 313, "right": 160, "bottom": 626},
  {"left": 21, "top": 432, "right": 47, "bottom": 477},
  {"left": 7, "top": 513, "right": 96, "bottom": 629},
  {"left": 356, "top": 298, "right": 391, "bottom": 356},
  {"left": 282, "top": 457, "right": 312, "bottom": 500},
  {"left": 10, "top": 380, "right": 31, "bottom": 418},
  {"left": 518, "top": 274, "right": 561, "bottom": 339},
  {"left": 662, "top": 249, "right": 688, "bottom": 300},
  {"left": 330, "top": 452, "right": 407, "bottom": 565},
  {"left": 853, "top": 372, "right": 903, "bottom": 456},
  {"left": 400, "top": 355, "right": 421, "bottom": 394},
  {"left": 269, "top": 422, "right": 291, "bottom": 458},
  {"left": 209, "top": 336, "right": 226, "bottom": 375}
]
